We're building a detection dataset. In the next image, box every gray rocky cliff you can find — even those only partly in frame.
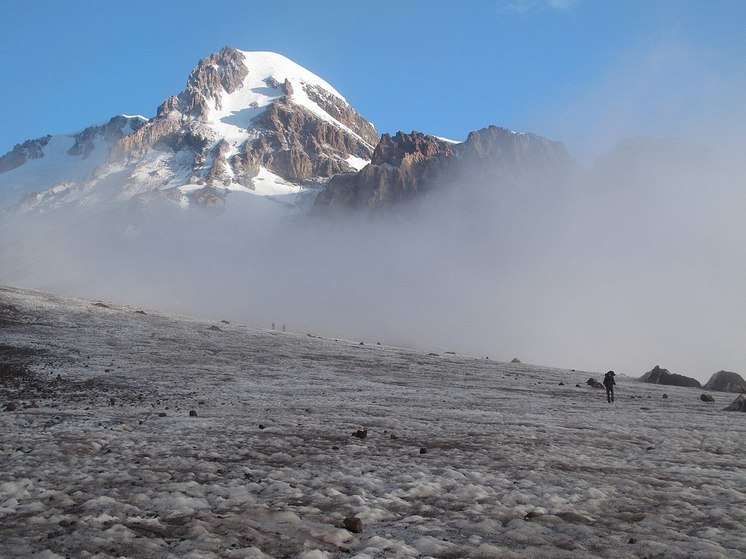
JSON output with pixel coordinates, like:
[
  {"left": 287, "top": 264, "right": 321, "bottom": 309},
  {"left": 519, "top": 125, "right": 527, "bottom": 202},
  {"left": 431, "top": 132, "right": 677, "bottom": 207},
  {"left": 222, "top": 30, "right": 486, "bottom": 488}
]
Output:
[{"left": 312, "top": 125, "right": 573, "bottom": 212}]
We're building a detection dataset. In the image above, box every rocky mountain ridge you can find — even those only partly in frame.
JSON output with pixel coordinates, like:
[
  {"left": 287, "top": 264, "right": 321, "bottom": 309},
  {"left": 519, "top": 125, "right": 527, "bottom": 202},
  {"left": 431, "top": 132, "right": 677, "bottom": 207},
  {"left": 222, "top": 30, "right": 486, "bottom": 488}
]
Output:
[
  {"left": 0, "top": 46, "right": 571, "bottom": 216},
  {"left": 0, "top": 47, "right": 378, "bottom": 213},
  {"left": 313, "top": 125, "right": 573, "bottom": 212}
]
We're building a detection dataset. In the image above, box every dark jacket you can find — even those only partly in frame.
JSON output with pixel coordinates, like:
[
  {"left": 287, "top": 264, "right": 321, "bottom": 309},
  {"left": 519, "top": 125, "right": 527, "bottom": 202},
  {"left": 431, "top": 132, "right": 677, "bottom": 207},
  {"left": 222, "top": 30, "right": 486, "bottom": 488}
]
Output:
[{"left": 603, "top": 373, "right": 616, "bottom": 388}]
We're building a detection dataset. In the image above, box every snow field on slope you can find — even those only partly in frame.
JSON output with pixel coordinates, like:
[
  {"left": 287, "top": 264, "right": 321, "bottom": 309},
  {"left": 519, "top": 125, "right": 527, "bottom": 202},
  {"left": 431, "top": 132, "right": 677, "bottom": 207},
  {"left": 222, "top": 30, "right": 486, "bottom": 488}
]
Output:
[
  {"left": 0, "top": 117, "right": 148, "bottom": 210},
  {"left": 210, "top": 51, "right": 374, "bottom": 152},
  {"left": 0, "top": 285, "right": 744, "bottom": 558},
  {"left": 0, "top": 135, "right": 108, "bottom": 210}
]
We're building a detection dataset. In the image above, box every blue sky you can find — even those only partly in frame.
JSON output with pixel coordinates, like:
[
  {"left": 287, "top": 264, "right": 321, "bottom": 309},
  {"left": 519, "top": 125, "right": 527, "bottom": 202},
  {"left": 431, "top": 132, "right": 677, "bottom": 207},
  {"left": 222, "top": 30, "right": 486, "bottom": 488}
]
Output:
[{"left": 2, "top": 0, "right": 745, "bottom": 158}]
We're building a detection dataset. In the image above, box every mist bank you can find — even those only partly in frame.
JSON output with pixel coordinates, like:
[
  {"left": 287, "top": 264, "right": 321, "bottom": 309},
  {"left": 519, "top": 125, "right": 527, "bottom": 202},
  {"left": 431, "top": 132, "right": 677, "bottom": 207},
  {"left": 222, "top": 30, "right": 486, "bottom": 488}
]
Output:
[{"left": 1, "top": 137, "right": 745, "bottom": 383}]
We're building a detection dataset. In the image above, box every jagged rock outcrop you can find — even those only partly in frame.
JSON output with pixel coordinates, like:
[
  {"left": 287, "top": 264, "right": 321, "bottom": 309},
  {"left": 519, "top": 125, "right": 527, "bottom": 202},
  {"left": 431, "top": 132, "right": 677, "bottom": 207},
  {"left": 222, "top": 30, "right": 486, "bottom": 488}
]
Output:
[
  {"left": 156, "top": 46, "right": 249, "bottom": 119},
  {"left": 723, "top": 394, "right": 746, "bottom": 412},
  {"left": 302, "top": 84, "right": 378, "bottom": 146},
  {"left": 639, "top": 365, "right": 701, "bottom": 388},
  {"left": 314, "top": 131, "right": 456, "bottom": 210},
  {"left": 0, "top": 136, "right": 52, "bottom": 174},
  {"left": 68, "top": 116, "right": 147, "bottom": 158},
  {"left": 113, "top": 46, "right": 377, "bottom": 192},
  {"left": 313, "top": 125, "right": 573, "bottom": 212},
  {"left": 235, "top": 98, "right": 375, "bottom": 184},
  {"left": 703, "top": 371, "right": 746, "bottom": 393}
]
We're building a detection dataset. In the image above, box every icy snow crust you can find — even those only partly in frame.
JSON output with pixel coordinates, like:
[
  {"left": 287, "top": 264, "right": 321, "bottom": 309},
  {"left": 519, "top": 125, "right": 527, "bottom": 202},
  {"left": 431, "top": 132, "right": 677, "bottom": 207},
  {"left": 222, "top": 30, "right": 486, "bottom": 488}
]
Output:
[{"left": 1, "top": 285, "right": 744, "bottom": 558}]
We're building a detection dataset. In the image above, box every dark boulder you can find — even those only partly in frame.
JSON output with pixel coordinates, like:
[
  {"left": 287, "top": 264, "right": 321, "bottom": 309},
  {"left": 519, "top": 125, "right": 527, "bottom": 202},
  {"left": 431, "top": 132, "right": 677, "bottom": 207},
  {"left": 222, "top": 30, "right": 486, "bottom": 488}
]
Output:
[
  {"left": 587, "top": 378, "right": 604, "bottom": 389},
  {"left": 703, "top": 370, "right": 746, "bottom": 393},
  {"left": 723, "top": 394, "right": 746, "bottom": 412},
  {"left": 639, "top": 365, "right": 701, "bottom": 388},
  {"left": 343, "top": 516, "right": 363, "bottom": 533},
  {"left": 700, "top": 394, "right": 715, "bottom": 402}
]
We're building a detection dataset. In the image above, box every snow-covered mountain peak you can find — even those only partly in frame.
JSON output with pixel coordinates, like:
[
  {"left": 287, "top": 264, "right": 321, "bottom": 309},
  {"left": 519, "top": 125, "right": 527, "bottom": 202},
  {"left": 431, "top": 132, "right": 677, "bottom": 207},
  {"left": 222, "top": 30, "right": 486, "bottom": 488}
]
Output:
[
  {"left": 238, "top": 50, "right": 346, "bottom": 101},
  {"left": 0, "top": 46, "right": 378, "bottom": 213}
]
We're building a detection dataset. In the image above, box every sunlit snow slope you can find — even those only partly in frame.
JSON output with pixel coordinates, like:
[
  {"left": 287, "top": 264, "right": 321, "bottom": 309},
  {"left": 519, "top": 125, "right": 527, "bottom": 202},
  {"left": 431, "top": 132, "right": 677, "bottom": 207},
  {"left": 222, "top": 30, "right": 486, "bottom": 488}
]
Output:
[{"left": 0, "top": 48, "right": 377, "bottom": 214}]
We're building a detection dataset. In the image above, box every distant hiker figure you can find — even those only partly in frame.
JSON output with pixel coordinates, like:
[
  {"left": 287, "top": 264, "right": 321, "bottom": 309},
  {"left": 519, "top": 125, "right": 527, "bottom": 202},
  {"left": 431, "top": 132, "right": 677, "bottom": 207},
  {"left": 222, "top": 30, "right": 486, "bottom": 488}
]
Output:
[{"left": 603, "top": 371, "right": 616, "bottom": 403}]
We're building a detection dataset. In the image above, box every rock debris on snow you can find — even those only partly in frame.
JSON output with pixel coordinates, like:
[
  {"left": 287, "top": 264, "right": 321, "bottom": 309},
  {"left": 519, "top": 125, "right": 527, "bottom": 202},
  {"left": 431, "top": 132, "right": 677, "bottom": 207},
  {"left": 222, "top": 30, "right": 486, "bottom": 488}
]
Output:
[{"left": 0, "top": 284, "right": 744, "bottom": 559}]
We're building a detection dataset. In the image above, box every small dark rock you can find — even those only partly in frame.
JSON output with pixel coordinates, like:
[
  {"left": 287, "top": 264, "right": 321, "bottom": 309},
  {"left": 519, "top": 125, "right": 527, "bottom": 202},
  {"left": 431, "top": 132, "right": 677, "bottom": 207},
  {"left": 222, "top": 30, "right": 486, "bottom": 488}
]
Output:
[
  {"left": 4, "top": 402, "right": 17, "bottom": 412},
  {"left": 343, "top": 516, "right": 363, "bottom": 533},
  {"left": 353, "top": 429, "right": 367, "bottom": 439},
  {"left": 258, "top": 424, "right": 265, "bottom": 429},
  {"left": 700, "top": 393, "right": 715, "bottom": 402},
  {"left": 559, "top": 382, "right": 564, "bottom": 386},
  {"left": 158, "top": 412, "right": 167, "bottom": 417},
  {"left": 208, "top": 325, "right": 222, "bottom": 332},
  {"left": 189, "top": 410, "right": 198, "bottom": 417},
  {"left": 220, "top": 320, "right": 230, "bottom": 324},
  {"left": 662, "top": 394, "right": 668, "bottom": 399},
  {"left": 629, "top": 538, "right": 637, "bottom": 544},
  {"left": 419, "top": 447, "right": 427, "bottom": 454},
  {"left": 135, "top": 310, "right": 146, "bottom": 315}
]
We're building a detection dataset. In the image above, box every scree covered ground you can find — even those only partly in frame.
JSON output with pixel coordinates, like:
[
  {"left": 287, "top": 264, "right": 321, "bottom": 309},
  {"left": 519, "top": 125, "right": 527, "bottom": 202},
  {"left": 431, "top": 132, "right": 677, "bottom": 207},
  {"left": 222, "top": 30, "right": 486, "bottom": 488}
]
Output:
[{"left": 1, "top": 285, "right": 744, "bottom": 559}]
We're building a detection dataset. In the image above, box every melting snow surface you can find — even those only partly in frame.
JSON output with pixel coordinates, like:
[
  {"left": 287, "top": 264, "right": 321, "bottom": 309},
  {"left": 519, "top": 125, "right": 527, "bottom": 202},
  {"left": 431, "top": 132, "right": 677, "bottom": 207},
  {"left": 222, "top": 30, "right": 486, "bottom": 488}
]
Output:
[{"left": 1, "top": 285, "right": 744, "bottom": 558}]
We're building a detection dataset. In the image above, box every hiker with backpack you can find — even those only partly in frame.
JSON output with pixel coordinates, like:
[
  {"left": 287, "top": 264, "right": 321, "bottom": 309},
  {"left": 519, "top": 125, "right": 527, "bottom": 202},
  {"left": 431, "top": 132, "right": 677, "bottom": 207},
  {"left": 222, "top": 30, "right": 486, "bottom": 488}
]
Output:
[{"left": 603, "top": 371, "right": 616, "bottom": 403}]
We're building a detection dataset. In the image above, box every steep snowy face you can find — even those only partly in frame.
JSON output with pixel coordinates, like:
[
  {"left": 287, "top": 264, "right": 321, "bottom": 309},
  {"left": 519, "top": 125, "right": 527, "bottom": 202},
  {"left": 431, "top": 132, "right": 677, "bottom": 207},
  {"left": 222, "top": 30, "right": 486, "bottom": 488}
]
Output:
[
  {"left": 0, "top": 47, "right": 377, "bottom": 213},
  {"left": 112, "top": 47, "right": 378, "bottom": 209}
]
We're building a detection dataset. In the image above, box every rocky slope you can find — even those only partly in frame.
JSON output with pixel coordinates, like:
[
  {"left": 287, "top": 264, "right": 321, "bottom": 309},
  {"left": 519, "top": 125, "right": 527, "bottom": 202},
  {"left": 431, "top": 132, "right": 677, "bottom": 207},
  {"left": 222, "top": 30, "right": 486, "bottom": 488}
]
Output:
[
  {"left": 313, "top": 125, "right": 573, "bottom": 212},
  {"left": 0, "top": 47, "right": 574, "bottom": 218},
  {"left": 0, "top": 47, "right": 377, "bottom": 213},
  {"left": 704, "top": 370, "right": 746, "bottom": 393},
  {"left": 639, "top": 365, "right": 702, "bottom": 388}
]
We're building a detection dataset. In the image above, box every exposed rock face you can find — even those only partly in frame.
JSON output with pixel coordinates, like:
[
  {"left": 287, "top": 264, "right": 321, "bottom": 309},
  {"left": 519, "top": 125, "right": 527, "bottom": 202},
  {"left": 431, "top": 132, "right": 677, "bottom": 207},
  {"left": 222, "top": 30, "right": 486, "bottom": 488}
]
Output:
[
  {"left": 111, "top": 46, "right": 378, "bottom": 197},
  {"left": 459, "top": 126, "right": 570, "bottom": 176},
  {"left": 302, "top": 84, "right": 378, "bottom": 146},
  {"left": 723, "top": 394, "right": 746, "bottom": 412},
  {"left": 639, "top": 366, "right": 701, "bottom": 388},
  {"left": 234, "top": 98, "right": 375, "bottom": 184},
  {"left": 68, "top": 116, "right": 147, "bottom": 158},
  {"left": 703, "top": 371, "right": 746, "bottom": 393},
  {"left": 0, "top": 136, "right": 52, "bottom": 174},
  {"left": 156, "top": 46, "right": 249, "bottom": 119},
  {"left": 314, "top": 131, "right": 456, "bottom": 211},
  {"left": 313, "top": 125, "right": 572, "bottom": 212}
]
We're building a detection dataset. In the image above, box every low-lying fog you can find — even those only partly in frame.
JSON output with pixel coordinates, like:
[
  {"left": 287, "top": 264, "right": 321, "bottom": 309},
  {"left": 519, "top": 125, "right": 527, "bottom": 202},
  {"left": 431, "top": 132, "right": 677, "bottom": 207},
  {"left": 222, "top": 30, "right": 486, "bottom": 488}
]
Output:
[{"left": 1, "top": 132, "right": 745, "bottom": 384}]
